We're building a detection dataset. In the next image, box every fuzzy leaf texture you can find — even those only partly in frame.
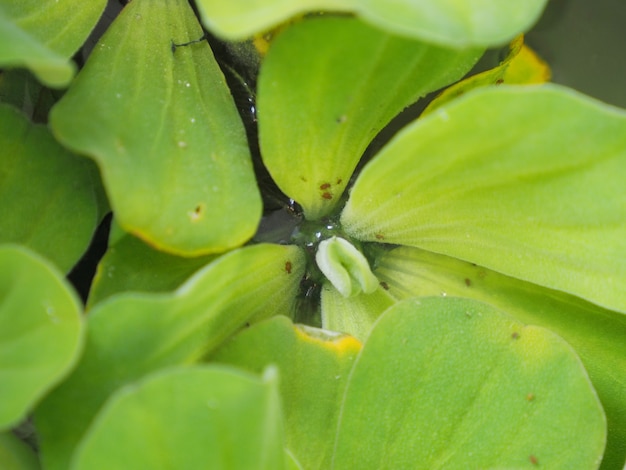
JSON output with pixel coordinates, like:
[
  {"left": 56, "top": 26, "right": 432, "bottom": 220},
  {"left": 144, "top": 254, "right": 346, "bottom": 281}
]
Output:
[
  {"left": 196, "top": 0, "right": 548, "bottom": 48},
  {"left": 342, "top": 84, "right": 626, "bottom": 314},
  {"left": 49, "top": 0, "right": 261, "bottom": 255},
  {"left": 0, "top": 0, "right": 106, "bottom": 87},
  {"left": 35, "top": 244, "right": 304, "bottom": 470},
  {"left": 257, "top": 16, "right": 482, "bottom": 220},
  {"left": 0, "top": 245, "right": 83, "bottom": 430}
]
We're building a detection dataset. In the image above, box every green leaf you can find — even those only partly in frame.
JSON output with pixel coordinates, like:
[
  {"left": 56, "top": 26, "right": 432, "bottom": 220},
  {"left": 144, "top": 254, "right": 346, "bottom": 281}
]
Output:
[
  {"left": 0, "top": 0, "right": 106, "bottom": 87},
  {"left": 0, "top": 104, "right": 104, "bottom": 273},
  {"left": 356, "top": 0, "right": 548, "bottom": 48},
  {"left": 0, "top": 245, "right": 83, "bottom": 430},
  {"left": 71, "top": 365, "right": 285, "bottom": 470},
  {"left": 320, "top": 283, "right": 393, "bottom": 341},
  {"left": 257, "top": 17, "right": 482, "bottom": 220},
  {"left": 87, "top": 220, "right": 217, "bottom": 308},
  {"left": 35, "top": 243, "right": 304, "bottom": 470},
  {"left": 211, "top": 316, "right": 361, "bottom": 470},
  {"left": 0, "top": 432, "right": 39, "bottom": 470},
  {"left": 375, "top": 246, "right": 626, "bottom": 470},
  {"left": 332, "top": 297, "right": 606, "bottom": 469},
  {"left": 342, "top": 85, "right": 626, "bottom": 313},
  {"left": 196, "top": 0, "right": 548, "bottom": 48},
  {"left": 0, "top": 69, "right": 57, "bottom": 122},
  {"left": 49, "top": 0, "right": 261, "bottom": 256}
]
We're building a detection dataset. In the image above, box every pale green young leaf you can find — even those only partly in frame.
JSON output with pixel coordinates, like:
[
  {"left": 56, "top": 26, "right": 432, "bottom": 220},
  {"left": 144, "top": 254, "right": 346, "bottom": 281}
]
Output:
[
  {"left": 50, "top": 0, "right": 261, "bottom": 256},
  {"left": 332, "top": 297, "right": 606, "bottom": 469},
  {"left": 0, "top": 104, "right": 103, "bottom": 273},
  {"left": 0, "top": 0, "right": 106, "bottom": 87},
  {"left": 71, "top": 366, "right": 285, "bottom": 470},
  {"left": 35, "top": 244, "right": 304, "bottom": 470},
  {"left": 211, "top": 316, "right": 361, "bottom": 470},
  {"left": 0, "top": 432, "right": 39, "bottom": 470},
  {"left": 375, "top": 246, "right": 626, "bottom": 469},
  {"left": 196, "top": 0, "right": 547, "bottom": 48},
  {"left": 320, "top": 283, "right": 394, "bottom": 341},
  {"left": 87, "top": 220, "right": 217, "bottom": 308},
  {"left": 258, "top": 17, "right": 481, "bottom": 220},
  {"left": 342, "top": 85, "right": 626, "bottom": 313},
  {"left": 0, "top": 245, "right": 83, "bottom": 430}
]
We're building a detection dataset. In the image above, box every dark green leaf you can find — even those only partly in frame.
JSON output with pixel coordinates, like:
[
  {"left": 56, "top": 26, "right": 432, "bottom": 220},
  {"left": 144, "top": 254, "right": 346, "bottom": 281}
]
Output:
[
  {"left": 87, "top": 220, "right": 217, "bottom": 308},
  {"left": 50, "top": 0, "right": 261, "bottom": 255},
  {"left": 71, "top": 366, "right": 285, "bottom": 470},
  {"left": 0, "top": 0, "right": 106, "bottom": 87},
  {"left": 0, "top": 104, "right": 104, "bottom": 273},
  {"left": 0, "top": 245, "right": 83, "bottom": 429},
  {"left": 35, "top": 244, "right": 304, "bottom": 470}
]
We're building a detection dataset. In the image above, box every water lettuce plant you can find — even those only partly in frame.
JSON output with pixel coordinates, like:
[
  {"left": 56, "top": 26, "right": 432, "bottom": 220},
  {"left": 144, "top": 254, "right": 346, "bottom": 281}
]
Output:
[{"left": 1, "top": 0, "right": 625, "bottom": 468}]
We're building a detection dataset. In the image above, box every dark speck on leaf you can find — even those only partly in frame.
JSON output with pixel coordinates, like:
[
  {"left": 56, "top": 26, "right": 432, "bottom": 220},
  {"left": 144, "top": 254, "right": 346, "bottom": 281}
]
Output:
[
  {"left": 285, "top": 261, "right": 292, "bottom": 274},
  {"left": 380, "top": 281, "right": 389, "bottom": 290},
  {"left": 512, "top": 331, "right": 520, "bottom": 340},
  {"left": 322, "top": 192, "right": 332, "bottom": 200},
  {"left": 320, "top": 183, "right": 331, "bottom": 190},
  {"left": 464, "top": 278, "right": 471, "bottom": 287}
]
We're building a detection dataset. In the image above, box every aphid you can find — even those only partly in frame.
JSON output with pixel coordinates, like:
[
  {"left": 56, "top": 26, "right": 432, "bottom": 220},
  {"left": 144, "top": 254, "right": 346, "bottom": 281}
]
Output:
[
  {"left": 320, "top": 183, "right": 331, "bottom": 190},
  {"left": 526, "top": 393, "right": 535, "bottom": 402},
  {"left": 529, "top": 455, "right": 539, "bottom": 466},
  {"left": 336, "top": 178, "right": 343, "bottom": 185},
  {"left": 375, "top": 233, "right": 384, "bottom": 240},
  {"left": 464, "top": 278, "right": 472, "bottom": 287},
  {"left": 380, "top": 281, "right": 389, "bottom": 290},
  {"left": 285, "top": 261, "right": 292, "bottom": 274},
  {"left": 322, "top": 192, "right": 332, "bottom": 200},
  {"left": 511, "top": 331, "right": 520, "bottom": 340}
]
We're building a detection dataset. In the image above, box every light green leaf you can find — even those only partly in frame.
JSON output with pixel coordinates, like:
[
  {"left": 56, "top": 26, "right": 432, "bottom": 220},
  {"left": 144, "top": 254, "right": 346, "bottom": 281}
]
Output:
[
  {"left": 71, "top": 366, "right": 285, "bottom": 470},
  {"left": 315, "top": 237, "right": 378, "bottom": 298},
  {"left": 0, "top": 245, "right": 83, "bottom": 430},
  {"left": 35, "top": 243, "right": 304, "bottom": 470},
  {"left": 258, "top": 17, "right": 482, "bottom": 220},
  {"left": 211, "top": 316, "right": 361, "bottom": 470},
  {"left": 320, "top": 283, "right": 394, "bottom": 341},
  {"left": 0, "top": 103, "right": 104, "bottom": 273},
  {"left": 0, "top": 432, "right": 39, "bottom": 470},
  {"left": 342, "top": 85, "right": 626, "bottom": 313},
  {"left": 375, "top": 246, "right": 626, "bottom": 470},
  {"left": 356, "top": 0, "right": 548, "bottom": 48},
  {"left": 196, "top": 0, "right": 548, "bottom": 48},
  {"left": 332, "top": 297, "right": 606, "bottom": 469},
  {"left": 87, "top": 220, "right": 217, "bottom": 308},
  {"left": 0, "top": 0, "right": 106, "bottom": 87},
  {"left": 50, "top": 0, "right": 261, "bottom": 256}
]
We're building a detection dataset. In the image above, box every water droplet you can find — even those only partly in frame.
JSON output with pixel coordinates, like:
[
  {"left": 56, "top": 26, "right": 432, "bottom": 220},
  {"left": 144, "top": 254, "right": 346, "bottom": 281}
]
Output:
[
  {"left": 177, "top": 141, "right": 187, "bottom": 148},
  {"left": 185, "top": 82, "right": 190, "bottom": 88},
  {"left": 190, "top": 117, "right": 196, "bottom": 124},
  {"left": 115, "top": 93, "right": 122, "bottom": 99},
  {"left": 441, "top": 292, "right": 447, "bottom": 297},
  {"left": 43, "top": 302, "right": 60, "bottom": 323}
]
